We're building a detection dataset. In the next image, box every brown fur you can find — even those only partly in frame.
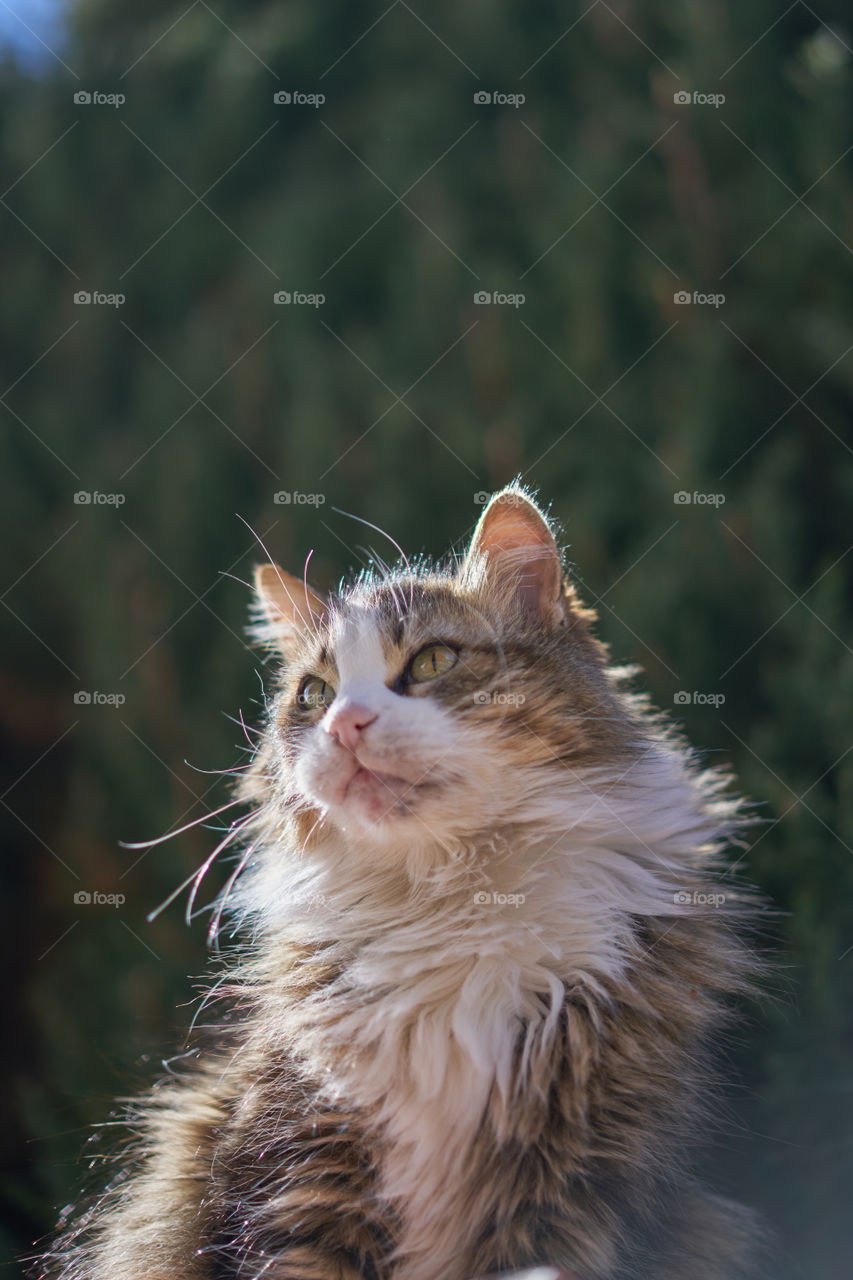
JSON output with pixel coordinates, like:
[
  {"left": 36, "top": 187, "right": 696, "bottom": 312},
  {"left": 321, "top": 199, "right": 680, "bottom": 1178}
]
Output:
[{"left": 34, "top": 489, "right": 764, "bottom": 1280}]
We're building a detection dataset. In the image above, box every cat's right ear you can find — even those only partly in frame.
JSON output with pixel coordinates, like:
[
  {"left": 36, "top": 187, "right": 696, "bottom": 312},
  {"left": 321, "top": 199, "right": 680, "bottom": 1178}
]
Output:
[
  {"left": 252, "top": 564, "right": 326, "bottom": 652},
  {"left": 459, "top": 486, "right": 567, "bottom": 627}
]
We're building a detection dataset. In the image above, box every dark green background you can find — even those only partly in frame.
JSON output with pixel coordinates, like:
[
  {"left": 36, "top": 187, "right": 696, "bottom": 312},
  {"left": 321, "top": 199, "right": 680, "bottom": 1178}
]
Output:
[{"left": 1, "top": 2, "right": 852, "bottom": 1276}]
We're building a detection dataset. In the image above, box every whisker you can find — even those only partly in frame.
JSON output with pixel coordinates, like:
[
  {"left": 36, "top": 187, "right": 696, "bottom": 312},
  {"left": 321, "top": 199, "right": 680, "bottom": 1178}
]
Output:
[
  {"left": 238, "top": 707, "right": 259, "bottom": 750},
  {"left": 219, "top": 569, "right": 254, "bottom": 591},
  {"left": 189, "top": 970, "right": 233, "bottom": 1036},
  {"left": 183, "top": 758, "right": 249, "bottom": 777},
  {"left": 222, "top": 710, "right": 263, "bottom": 739},
  {"left": 236, "top": 514, "right": 324, "bottom": 644},
  {"left": 253, "top": 667, "right": 272, "bottom": 716},
  {"left": 147, "top": 863, "right": 210, "bottom": 925},
  {"left": 332, "top": 506, "right": 415, "bottom": 612},
  {"left": 121, "top": 798, "right": 244, "bottom": 850},
  {"left": 186, "top": 814, "right": 254, "bottom": 925},
  {"left": 302, "top": 548, "right": 323, "bottom": 642},
  {"left": 208, "top": 843, "right": 256, "bottom": 949},
  {"left": 367, "top": 546, "right": 407, "bottom": 618},
  {"left": 144, "top": 813, "right": 252, "bottom": 924}
]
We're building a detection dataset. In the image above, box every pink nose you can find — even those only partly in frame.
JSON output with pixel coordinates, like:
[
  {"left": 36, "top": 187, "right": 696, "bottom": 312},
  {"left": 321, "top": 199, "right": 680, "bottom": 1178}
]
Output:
[{"left": 323, "top": 700, "right": 378, "bottom": 751}]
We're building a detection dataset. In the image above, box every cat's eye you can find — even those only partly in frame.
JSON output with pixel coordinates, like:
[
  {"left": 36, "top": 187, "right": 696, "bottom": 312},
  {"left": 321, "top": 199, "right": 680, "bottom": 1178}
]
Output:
[
  {"left": 409, "top": 643, "right": 458, "bottom": 684},
  {"left": 298, "top": 676, "right": 336, "bottom": 711}
]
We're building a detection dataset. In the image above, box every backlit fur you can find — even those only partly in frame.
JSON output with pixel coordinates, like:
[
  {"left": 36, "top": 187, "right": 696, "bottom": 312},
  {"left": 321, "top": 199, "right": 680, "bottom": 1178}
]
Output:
[{"left": 35, "top": 486, "right": 762, "bottom": 1280}]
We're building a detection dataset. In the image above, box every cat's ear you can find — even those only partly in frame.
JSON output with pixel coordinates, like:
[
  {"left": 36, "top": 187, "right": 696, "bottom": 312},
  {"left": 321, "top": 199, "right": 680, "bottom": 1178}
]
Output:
[
  {"left": 252, "top": 564, "right": 326, "bottom": 651},
  {"left": 461, "top": 488, "right": 566, "bottom": 625}
]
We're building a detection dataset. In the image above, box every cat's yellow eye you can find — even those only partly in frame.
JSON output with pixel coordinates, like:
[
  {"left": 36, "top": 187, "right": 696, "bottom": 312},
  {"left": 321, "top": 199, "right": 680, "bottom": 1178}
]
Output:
[
  {"left": 299, "top": 676, "right": 336, "bottom": 711},
  {"left": 409, "top": 644, "right": 458, "bottom": 684}
]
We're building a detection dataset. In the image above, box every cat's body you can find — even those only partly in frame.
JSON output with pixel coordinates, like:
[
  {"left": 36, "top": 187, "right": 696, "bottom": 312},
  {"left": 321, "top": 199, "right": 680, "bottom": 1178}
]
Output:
[{"left": 37, "top": 489, "right": 762, "bottom": 1280}]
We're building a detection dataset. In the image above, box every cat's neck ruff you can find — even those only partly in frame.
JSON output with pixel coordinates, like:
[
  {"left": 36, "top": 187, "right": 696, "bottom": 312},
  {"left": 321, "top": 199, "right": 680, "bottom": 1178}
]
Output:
[
  {"left": 236, "top": 742, "right": 738, "bottom": 1280},
  {"left": 243, "top": 740, "right": 736, "bottom": 1084}
]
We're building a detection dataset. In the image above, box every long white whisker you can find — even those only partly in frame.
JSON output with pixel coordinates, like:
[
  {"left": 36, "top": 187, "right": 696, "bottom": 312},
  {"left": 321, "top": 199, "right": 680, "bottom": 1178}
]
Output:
[
  {"left": 238, "top": 707, "right": 259, "bottom": 749},
  {"left": 208, "top": 843, "right": 256, "bottom": 949},
  {"left": 185, "top": 814, "right": 254, "bottom": 925},
  {"left": 237, "top": 514, "right": 324, "bottom": 644},
  {"left": 183, "top": 758, "right": 249, "bottom": 777},
  {"left": 144, "top": 813, "right": 252, "bottom": 924},
  {"left": 367, "top": 545, "right": 407, "bottom": 618},
  {"left": 302, "top": 548, "right": 323, "bottom": 642},
  {"left": 332, "top": 506, "right": 415, "bottom": 611},
  {"left": 121, "top": 798, "right": 243, "bottom": 850}
]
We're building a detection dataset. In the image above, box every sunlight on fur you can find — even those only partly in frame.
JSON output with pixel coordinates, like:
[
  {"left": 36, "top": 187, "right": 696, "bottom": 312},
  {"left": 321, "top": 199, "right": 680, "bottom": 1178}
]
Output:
[{"left": 36, "top": 486, "right": 763, "bottom": 1280}]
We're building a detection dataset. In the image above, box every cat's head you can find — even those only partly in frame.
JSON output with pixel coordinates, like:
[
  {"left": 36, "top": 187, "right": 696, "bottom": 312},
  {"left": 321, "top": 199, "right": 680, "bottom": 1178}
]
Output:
[{"left": 250, "top": 487, "right": 637, "bottom": 856}]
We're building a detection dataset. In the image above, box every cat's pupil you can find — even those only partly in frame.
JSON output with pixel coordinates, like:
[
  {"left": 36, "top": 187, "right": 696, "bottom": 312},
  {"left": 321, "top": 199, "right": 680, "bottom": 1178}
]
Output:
[{"left": 409, "top": 643, "right": 457, "bottom": 684}]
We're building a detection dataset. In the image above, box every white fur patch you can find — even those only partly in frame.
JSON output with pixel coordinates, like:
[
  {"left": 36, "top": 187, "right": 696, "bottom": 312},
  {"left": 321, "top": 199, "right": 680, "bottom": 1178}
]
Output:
[{"left": 238, "top": 731, "right": 739, "bottom": 1277}]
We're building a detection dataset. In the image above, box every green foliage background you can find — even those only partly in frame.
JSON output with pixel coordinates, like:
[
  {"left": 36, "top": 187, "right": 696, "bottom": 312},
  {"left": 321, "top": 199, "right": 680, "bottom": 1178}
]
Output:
[{"left": 1, "top": 1, "right": 852, "bottom": 1275}]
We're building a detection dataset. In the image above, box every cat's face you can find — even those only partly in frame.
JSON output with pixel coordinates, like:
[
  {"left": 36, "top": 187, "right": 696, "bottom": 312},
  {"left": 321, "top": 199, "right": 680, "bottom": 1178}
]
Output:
[{"left": 253, "top": 489, "right": 632, "bottom": 851}]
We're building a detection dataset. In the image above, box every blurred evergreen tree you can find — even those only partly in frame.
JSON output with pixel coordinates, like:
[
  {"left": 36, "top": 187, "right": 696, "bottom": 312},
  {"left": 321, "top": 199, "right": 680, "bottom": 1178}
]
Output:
[{"left": 1, "top": 1, "right": 852, "bottom": 1274}]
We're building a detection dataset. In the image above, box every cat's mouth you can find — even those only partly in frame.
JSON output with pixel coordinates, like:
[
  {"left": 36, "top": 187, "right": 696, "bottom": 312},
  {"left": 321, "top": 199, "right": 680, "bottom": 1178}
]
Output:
[{"left": 335, "top": 753, "right": 438, "bottom": 823}]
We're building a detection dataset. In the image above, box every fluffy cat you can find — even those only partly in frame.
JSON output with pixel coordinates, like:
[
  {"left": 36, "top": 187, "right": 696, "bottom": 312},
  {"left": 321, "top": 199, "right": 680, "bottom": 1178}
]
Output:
[{"left": 36, "top": 486, "right": 761, "bottom": 1280}]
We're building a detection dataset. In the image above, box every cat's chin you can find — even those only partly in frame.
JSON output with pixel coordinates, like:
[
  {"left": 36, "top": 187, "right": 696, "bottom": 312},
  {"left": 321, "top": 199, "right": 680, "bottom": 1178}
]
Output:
[
  {"left": 302, "top": 761, "right": 440, "bottom": 833},
  {"left": 341, "top": 764, "right": 428, "bottom": 823}
]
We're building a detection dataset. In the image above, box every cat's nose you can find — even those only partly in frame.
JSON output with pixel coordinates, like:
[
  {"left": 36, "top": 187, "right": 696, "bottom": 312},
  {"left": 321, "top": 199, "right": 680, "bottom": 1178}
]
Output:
[{"left": 323, "top": 700, "right": 378, "bottom": 751}]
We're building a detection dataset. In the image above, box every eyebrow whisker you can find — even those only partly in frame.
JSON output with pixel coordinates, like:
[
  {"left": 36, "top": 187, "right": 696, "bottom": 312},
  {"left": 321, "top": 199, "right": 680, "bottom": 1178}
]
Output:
[{"left": 332, "top": 506, "right": 415, "bottom": 613}]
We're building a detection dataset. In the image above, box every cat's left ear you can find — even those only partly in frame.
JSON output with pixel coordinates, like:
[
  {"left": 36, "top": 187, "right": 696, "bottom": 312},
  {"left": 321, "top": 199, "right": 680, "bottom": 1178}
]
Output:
[
  {"left": 252, "top": 563, "right": 326, "bottom": 652},
  {"left": 460, "top": 487, "right": 566, "bottom": 626}
]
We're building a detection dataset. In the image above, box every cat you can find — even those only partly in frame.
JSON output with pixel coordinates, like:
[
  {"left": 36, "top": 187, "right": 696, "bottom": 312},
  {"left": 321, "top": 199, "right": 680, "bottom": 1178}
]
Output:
[{"left": 36, "top": 485, "right": 762, "bottom": 1280}]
